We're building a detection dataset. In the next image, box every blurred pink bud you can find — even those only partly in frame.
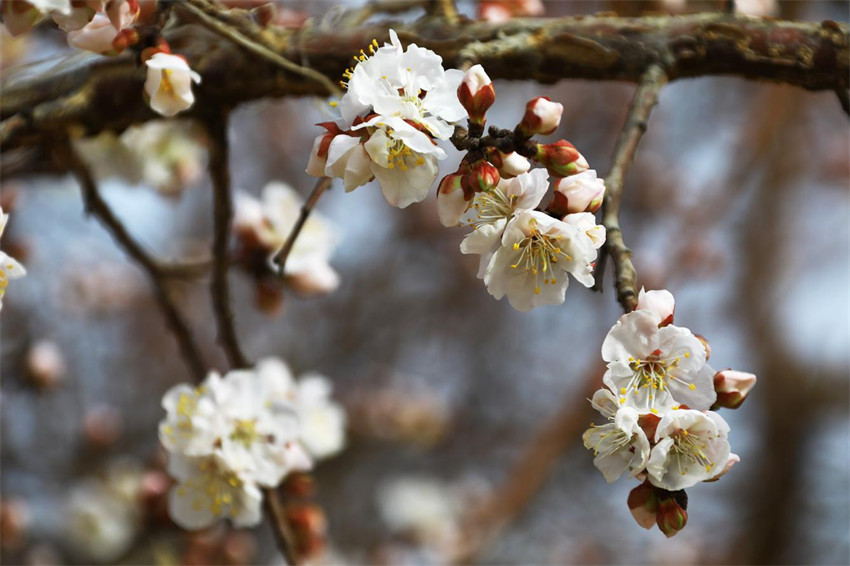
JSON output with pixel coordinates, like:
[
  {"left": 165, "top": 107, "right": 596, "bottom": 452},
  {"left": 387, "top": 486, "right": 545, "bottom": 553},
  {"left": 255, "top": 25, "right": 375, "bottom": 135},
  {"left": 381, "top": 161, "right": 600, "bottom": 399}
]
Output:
[
  {"left": 67, "top": 14, "right": 119, "bottom": 55},
  {"left": 105, "top": 0, "right": 139, "bottom": 30},
  {"left": 518, "top": 96, "right": 563, "bottom": 137},
  {"left": 627, "top": 481, "right": 657, "bottom": 530},
  {"left": 436, "top": 173, "right": 470, "bottom": 227},
  {"left": 223, "top": 531, "right": 257, "bottom": 566},
  {"left": 478, "top": 0, "right": 543, "bottom": 21},
  {"left": 636, "top": 287, "right": 675, "bottom": 327},
  {"left": 25, "top": 340, "right": 66, "bottom": 389},
  {"left": 0, "top": 498, "right": 30, "bottom": 551},
  {"left": 457, "top": 64, "right": 495, "bottom": 124},
  {"left": 712, "top": 370, "right": 757, "bottom": 409},
  {"left": 552, "top": 170, "right": 606, "bottom": 215},
  {"left": 83, "top": 405, "right": 123, "bottom": 449}
]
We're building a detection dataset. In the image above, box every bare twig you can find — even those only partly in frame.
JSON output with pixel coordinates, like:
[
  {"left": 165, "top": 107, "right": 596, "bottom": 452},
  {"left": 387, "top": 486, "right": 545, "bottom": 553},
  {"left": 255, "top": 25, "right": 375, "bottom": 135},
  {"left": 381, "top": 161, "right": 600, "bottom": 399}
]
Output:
[
  {"left": 205, "top": 112, "right": 249, "bottom": 369},
  {"left": 59, "top": 143, "right": 207, "bottom": 382},
  {"left": 178, "top": 0, "right": 341, "bottom": 98},
  {"left": 593, "top": 64, "right": 668, "bottom": 313},
  {"left": 263, "top": 490, "right": 300, "bottom": 566},
  {"left": 272, "top": 177, "right": 332, "bottom": 277},
  {"left": 428, "top": 0, "right": 460, "bottom": 25},
  {"left": 452, "top": 367, "right": 602, "bottom": 564}
]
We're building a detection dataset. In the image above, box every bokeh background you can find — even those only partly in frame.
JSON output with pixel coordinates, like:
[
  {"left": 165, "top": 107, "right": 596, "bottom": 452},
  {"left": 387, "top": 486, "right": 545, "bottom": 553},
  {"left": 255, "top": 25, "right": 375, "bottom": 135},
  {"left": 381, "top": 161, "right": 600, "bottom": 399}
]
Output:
[{"left": 1, "top": 0, "right": 848, "bottom": 564}]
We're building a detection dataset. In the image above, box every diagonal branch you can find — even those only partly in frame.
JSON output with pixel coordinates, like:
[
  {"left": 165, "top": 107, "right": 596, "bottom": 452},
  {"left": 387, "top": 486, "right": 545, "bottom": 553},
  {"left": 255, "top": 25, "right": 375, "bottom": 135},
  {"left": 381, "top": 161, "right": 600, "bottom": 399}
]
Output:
[
  {"left": 593, "top": 64, "right": 668, "bottom": 313},
  {"left": 59, "top": 142, "right": 208, "bottom": 381},
  {"left": 205, "top": 112, "right": 249, "bottom": 369},
  {"left": 272, "top": 176, "right": 332, "bottom": 278}
]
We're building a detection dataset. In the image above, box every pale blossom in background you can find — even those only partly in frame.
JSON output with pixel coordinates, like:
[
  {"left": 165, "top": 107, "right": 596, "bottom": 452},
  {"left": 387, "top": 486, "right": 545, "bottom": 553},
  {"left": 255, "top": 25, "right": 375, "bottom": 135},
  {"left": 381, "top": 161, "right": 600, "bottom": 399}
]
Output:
[
  {"left": 1, "top": 0, "right": 72, "bottom": 36},
  {"left": 144, "top": 52, "right": 201, "bottom": 117},
  {"left": 67, "top": 13, "right": 119, "bottom": 54},
  {"left": 0, "top": 206, "right": 26, "bottom": 313}
]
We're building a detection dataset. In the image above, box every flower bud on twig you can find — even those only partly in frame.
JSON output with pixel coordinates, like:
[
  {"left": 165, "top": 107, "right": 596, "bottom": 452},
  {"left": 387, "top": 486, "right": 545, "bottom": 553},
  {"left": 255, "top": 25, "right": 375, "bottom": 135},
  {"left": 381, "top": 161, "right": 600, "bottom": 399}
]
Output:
[
  {"left": 712, "top": 370, "right": 757, "bottom": 409},
  {"left": 534, "top": 140, "right": 588, "bottom": 177},
  {"left": 457, "top": 64, "right": 495, "bottom": 125},
  {"left": 517, "top": 97, "right": 563, "bottom": 137}
]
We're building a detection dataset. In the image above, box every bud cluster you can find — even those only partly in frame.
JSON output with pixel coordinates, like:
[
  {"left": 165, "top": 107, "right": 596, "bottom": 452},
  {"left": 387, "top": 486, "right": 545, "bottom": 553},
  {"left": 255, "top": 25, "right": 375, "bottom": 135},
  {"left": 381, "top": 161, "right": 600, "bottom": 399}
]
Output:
[{"left": 583, "top": 288, "right": 757, "bottom": 537}]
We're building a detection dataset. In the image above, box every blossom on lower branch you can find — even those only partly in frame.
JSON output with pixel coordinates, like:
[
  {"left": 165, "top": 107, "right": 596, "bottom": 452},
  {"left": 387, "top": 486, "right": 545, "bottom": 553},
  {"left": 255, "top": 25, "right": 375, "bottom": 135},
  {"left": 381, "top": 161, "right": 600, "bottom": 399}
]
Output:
[
  {"left": 159, "top": 360, "right": 346, "bottom": 530},
  {"left": 584, "top": 288, "right": 756, "bottom": 537}
]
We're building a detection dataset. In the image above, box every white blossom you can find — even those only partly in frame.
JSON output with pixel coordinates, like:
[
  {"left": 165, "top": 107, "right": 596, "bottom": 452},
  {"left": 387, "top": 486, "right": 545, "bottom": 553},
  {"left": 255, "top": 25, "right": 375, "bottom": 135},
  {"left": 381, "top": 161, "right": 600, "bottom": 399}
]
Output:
[
  {"left": 0, "top": 206, "right": 26, "bottom": 313},
  {"left": 636, "top": 287, "right": 676, "bottom": 326},
  {"left": 484, "top": 210, "right": 599, "bottom": 311},
  {"left": 1, "top": 0, "right": 71, "bottom": 36},
  {"left": 646, "top": 409, "right": 732, "bottom": 491},
  {"left": 167, "top": 454, "right": 263, "bottom": 530},
  {"left": 553, "top": 169, "right": 606, "bottom": 214},
  {"left": 144, "top": 53, "right": 201, "bottom": 117},
  {"left": 67, "top": 13, "right": 118, "bottom": 55},
  {"left": 583, "top": 404, "right": 651, "bottom": 483},
  {"left": 601, "top": 309, "right": 716, "bottom": 413},
  {"left": 339, "top": 30, "right": 465, "bottom": 139},
  {"left": 519, "top": 96, "right": 563, "bottom": 136},
  {"left": 377, "top": 476, "right": 461, "bottom": 545},
  {"left": 234, "top": 182, "right": 340, "bottom": 292}
]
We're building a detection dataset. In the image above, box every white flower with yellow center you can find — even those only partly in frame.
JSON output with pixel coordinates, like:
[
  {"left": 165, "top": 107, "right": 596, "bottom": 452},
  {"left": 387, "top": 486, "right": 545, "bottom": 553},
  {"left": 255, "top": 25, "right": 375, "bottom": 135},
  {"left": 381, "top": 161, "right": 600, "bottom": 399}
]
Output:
[
  {"left": 646, "top": 409, "right": 732, "bottom": 491},
  {"left": 583, "top": 396, "right": 651, "bottom": 484},
  {"left": 484, "top": 210, "right": 597, "bottom": 311},
  {"left": 0, "top": 207, "right": 26, "bottom": 313},
  {"left": 601, "top": 309, "right": 716, "bottom": 413},
  {"left": 144, "top": 52, "right": 201, "bottom": 118},
  {"left": 339, "top": 30, "right": 466, "bottom": 139},
  {"left": 166, "top": 454, "right": 263, "bottom": 530}
]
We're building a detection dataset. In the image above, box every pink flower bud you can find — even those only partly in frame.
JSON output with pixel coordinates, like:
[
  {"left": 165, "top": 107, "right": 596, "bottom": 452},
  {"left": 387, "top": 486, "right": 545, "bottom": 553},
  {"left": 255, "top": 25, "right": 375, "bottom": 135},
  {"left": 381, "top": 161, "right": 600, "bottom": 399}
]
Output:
[
  {"left": 534, "top": 140, "right": 588, "bottom": 177},
  {"left": 457, "top": 64, "right": 495, "bottom": 124},
  {"left": 518, "top": 96, "right": 563, "bottom": 137},
  {"left": 627, "top": 481, "right": 658, "bottom": 530},
  {"left": 712, "top": 370, "right": 757, "bottom": 409},
  {"left": 656, "top": 491, "right": 688, "bottom": 538},
  {"left": 25, "top": 340, "right": 66, "bottom": 389},
  {"left": 485, "top": 149, "right": 530, "bottom": 178},
  {"left": 551, "top": 169, "right": 606, "bottom": 215},
  {"left": 637, "top": 287, "right": 675, "bottom": 327},
  {"left": 67, "top": 14, "right": 119, "bottom": 55},
  {"left": 436, "top": 173, "right": 471, "bottom": 227},
  {"left": 462, "top": 159, "right": 500, "bottom": 195}
]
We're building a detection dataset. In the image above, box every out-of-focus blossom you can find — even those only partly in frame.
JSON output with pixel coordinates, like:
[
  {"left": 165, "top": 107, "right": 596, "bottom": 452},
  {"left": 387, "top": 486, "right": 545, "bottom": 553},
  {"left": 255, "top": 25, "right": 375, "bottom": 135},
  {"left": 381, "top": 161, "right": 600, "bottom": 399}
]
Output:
[
  {"left": 0, "top": 206, "right": 26, "bottom": 313},
  {"left": 83, "top": 404, "right": 124, "bottom": 448},
  {"left": 67, "top": 13, "right": 119, "bottom": 54},
  {"left": 377, "top": 476, "right": 461, "bottom": 547},
  {"left": 0, "top": 498, "right": 30, "bottom": 551},
  {"left": 736, "top": 0, "right": 777, "bottom": 17},
  {"left": 1, "top": 0, "right": 71, "bottom": 36},
  {"left": 517, "top": 96, "right": 563, "bottom": 137},
  {"left": 646, "top": 409, "right": 732, "bottom": 491},
  {"left": 478, "top": 0, "right": 544, "bottom": 22},
  {"left": 25, "top": 340, "right": 66, "bottom": 389},
  {"left": 144, "top": 52, "right": 201, "bottom": 117},
  {"left": 51, "top": 0, "right": 99, "bottom": 32},
  {"left": 104, "top": 0, "right": 138, "bottom": 30}
]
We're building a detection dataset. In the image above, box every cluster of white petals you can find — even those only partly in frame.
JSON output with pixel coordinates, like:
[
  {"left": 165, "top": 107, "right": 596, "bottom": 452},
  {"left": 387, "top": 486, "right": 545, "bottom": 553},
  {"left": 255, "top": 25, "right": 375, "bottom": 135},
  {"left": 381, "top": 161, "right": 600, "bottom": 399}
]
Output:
[
  {"left": 584, "top": 289, "right": 752, "bottom": 496},
  {"left": 159, "top": 358, "right": 345, "bottom": 530},
  {"left": 234, "top": 182, "right": 340, "bottom": 295},
  {"left": 0, "top": 207, "right": 26, "bottom": 313},
  {"left": 458, "top": 169, "right": 604, "bottom": 311},
  {"left": 307, "top": 30, "right": 466, "bottom": 208}
]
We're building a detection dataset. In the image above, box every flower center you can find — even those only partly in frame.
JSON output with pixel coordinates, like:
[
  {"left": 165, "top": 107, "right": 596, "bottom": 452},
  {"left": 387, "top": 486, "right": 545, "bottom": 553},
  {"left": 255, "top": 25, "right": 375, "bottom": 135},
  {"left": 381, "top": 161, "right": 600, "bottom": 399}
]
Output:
[
  {"left": 671, "top": 428, "right": 714, "bottom": 474},
  {"left": 587, "top": 424, "right": 632, "bottom": 458},
  {"left": 509, "top": 221, "right": 571, "bottom": 295},
  {"left": 159, "top": 69, "right": 174, "bottom": 95},
  {"left": 384, "top": 131, "right": 425, "bottom": 170},
  {"left": 468, "top": 186, "right": 515, "bottom": 227},
  {"left": 178, "top": 459, "right": 244, "bottom": 518},
  {"left": 620, "top": 350, "right": 696, "bottom": 411},
  {"left": 229, "top": 419, "right": 260, "bottom": 448}
]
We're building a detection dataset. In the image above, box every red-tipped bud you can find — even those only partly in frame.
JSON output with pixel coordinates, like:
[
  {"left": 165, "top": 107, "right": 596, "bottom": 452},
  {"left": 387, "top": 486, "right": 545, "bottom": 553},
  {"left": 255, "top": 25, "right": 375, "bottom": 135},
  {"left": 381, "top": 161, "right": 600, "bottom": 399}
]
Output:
[
  {"left": 286, "top": 504, "right": 327, "bottom": 560},
  {"left": 627, "top": 481, "right": 658, "bottom": 530},
  {"left": 534, "top": 140, "right": 588, "bottom": 177},
  {"left": 656, "top": 491, "right": 688, "bottom": 538},
  {"left": 518, "top": 96, "right": 563, "bottom": 137},
  {"left": 462, "top": 159, "right": 500, "bottom": 195},
  {"left": 458, "top": 64, "right": 495, "bottom": 125},
  {"left": 550, "top": 169, "right": 606, "bottom": 216},
  {"left": 712, "top": 370, "right": 757, "bottom": 410},
  {"left": 694, "top": 334, "right": 711, "bottom": 360},
  {"left": 306, "top": 122, "right": 344, "bottom": 178},
  {"left": 111, "top": 27, "right": 139, "bottom": 53},
  {"left": 485, "top": 148, "right": 530, "bottom": 178},
  {"left": 437, "top": 172, "right": 472, "bottom": 227}
]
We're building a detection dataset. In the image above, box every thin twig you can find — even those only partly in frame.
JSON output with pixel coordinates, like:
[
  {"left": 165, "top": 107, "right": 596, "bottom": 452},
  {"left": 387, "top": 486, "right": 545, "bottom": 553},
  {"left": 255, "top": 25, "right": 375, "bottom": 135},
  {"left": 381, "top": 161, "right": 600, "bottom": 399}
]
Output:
[
  {"left": 429, "top": 0, "right": 460, "bottom": 25},
  {"left": 59, "top": 143, "right": 207, "bottom": 382},
  {"left": 205, "top": 112, "right": 249, "bottom": 369},
  {"left": 272, "top": 177, "right": 332, "bottom": 277},
  {"left": 452, "top": 367, "right": 602, "bottom": 564},
  {"left": 263, "top": 490, "right": 300, "bottom": 566},
  {"left": 593, "top": 64, "right": 668, "bottom": 313},
  {"left": 178, "top": 0, "right": 341, "bottom": 98}
]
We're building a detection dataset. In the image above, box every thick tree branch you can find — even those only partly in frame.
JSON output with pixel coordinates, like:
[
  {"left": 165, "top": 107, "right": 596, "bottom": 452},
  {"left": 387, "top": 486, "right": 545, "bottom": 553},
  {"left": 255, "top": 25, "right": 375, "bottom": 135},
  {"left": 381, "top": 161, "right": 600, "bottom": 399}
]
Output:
[
  {"left": 1, "top": 13, "right": 846, "bottom": 151},
  {"left": 593, "top": 64, "right": 667, "bottom": 313},
  {"left": 205, "top": 112, "right": 249, "bottom": 369},
  {"left": 272, "top": 176, "right": 332, "bottom": 277},
  {"left": 58, "top": 143, "right": 208, "bottom": 381}
]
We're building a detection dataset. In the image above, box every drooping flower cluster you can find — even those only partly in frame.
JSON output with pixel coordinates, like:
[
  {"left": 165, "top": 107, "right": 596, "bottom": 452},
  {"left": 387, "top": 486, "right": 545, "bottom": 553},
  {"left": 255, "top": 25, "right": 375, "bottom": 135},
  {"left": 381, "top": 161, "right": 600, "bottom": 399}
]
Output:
[
  {"left": 0, "top": 206, "right": 26, "bottom": 313},
  {"left": 445, "top": 65, "right": 606, "bottom": 311},
  {"left": 583, "top": 289, "right": 757, "bottom": 537},
  {"left": 233, "top": 182, "right": 340, "bottom": 311},
  {"left": 307, "top": 30, "right": 466, "bottom": 208},
  {"left": 159, "top": 358, "right": 345, "bottom": 530}
]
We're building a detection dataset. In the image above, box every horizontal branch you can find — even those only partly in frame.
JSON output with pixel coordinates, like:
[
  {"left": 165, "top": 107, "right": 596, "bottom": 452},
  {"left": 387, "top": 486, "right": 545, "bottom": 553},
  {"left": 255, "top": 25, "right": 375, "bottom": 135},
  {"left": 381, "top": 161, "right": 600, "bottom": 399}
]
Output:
[{"left": 1, "top": 12, "right": 847, "bottom": 151}]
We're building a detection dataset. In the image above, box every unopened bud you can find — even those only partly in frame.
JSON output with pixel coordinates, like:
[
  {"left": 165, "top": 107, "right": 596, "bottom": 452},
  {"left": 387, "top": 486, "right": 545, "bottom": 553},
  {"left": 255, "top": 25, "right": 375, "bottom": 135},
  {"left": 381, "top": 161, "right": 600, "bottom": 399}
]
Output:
[
  {"left": 458, "top": 64, "right": 495, "bottom": 125},
  {"left": 306, "top": 122, "right": 343, "bottom": 178},
  {"left": 437, "top": 173, "right": 471, "bottom": 227},
  {"left": 534, "top": 140, "right": 587, "bottom": 177},
  {"left": 485, "top": 148, "right": 530, "bottom": 178},
  {"left": 83, "top": 405, "right": 123, "bottom": 449},
  {"left": 462, "top": 159, "right": 500, "bottom": 195},
  {"left": 25, "top": 340, "right": 66, "bottom": 389},
  {"left": 254, "top": 278, "right": 284, "bottom": 315},
  {"left": 286, "top": 503, "right": 327, "bottom": 560},
  {"left": 712, "top": 370, "right": 757, "bottom": 409},
  {"left": 518, "top": 96, "right": 563, "bottom": 137},
  {"left": 637, "top": 287, "right": 675, "bottom": 327},
  {"left": 550, "top": 169, "right": 606, "bottom": 216},
  {"left": 656, "top": 490, "right": 688, "bottom": 538},
  {"left": 627, "top": 481, "right": 657, "bottom": 530}
]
